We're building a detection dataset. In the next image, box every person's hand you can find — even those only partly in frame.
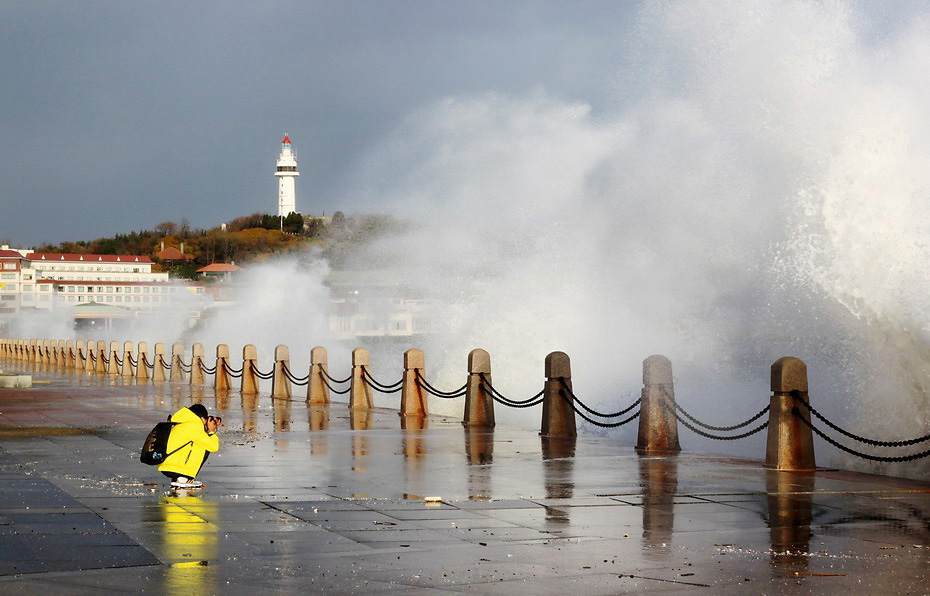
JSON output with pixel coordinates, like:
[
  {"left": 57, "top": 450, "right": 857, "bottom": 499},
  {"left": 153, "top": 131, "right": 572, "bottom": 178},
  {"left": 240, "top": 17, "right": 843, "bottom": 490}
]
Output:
[{"left": 206, "top": 416, "right": 222, "bottom": 433}]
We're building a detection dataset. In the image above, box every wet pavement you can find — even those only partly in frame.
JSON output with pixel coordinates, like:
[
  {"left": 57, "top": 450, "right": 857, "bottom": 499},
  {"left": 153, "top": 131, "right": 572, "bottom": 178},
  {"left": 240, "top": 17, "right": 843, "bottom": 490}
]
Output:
[{"left": 0, "top": 361, "right": 929, "bottom": 594}]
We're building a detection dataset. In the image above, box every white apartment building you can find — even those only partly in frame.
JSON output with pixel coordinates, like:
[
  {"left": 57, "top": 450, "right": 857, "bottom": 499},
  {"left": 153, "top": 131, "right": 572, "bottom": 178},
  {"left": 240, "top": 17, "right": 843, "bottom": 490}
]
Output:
[{"left": 0, "top": 248, "right": 204, "bottom": 330}]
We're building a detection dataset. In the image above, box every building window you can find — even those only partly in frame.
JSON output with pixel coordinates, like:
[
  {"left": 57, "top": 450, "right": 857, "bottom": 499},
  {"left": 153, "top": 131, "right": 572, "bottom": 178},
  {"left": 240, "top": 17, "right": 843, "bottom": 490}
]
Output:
[
  {"left": 2, "top": 263, "right": 16, "bottom": 270},
  {"left": 0, "top": 273, "right": 15, "bottom": 279}
]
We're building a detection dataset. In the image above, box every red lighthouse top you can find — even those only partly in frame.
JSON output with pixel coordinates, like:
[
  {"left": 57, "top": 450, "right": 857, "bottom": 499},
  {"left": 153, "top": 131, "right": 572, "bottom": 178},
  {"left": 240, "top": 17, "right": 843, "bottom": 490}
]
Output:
[{"left": 282, "top": 134, "right": 291, "bottom": 144}]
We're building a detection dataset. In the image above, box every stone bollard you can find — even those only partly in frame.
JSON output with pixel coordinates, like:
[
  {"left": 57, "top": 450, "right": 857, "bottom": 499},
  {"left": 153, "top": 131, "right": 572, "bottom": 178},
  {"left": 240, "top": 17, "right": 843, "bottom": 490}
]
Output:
[
  {"left": 76, "top": 341, "right": 86, "bottom": 371},
  {"left": 307, "top": 346, "right": 330, "bottom": 405},
  {"left": 215, "top": 344, "right": 232, "bottom": 391},
  {"left": 636, "top": 355, "right": 681, "bottom": 454},
  {"left": 190, "top": 343, "right": 205, "bottom": 386},
  {"left": 137, "top": 342, "right": 150, "bottom": 381},
  {"left": 152, "top": 343, "right": 167, "bottom": 382},
  {"left": 464, "top": 348, "right": 495, "bottom": 428},
  {"left": 107, "top": 341, "right": 120, "bottom": 375},
  {"left": 541, "top": 351, "right": 576, "bottom": 438},
  {"left": 170, "top": 343, "right": 186, "bottom": 382},
  {"left": 401, "top": 349, "right": 428, "bottom": 418},
  {"left": 42, "top": 340, "right": 51, "bottom": 365},
  {"left": 349, "top": 348, "right": 373, "bottom": 409},
  {"left": 94, "top": 340, "right": 107, "bottom": 373},
  {"left": 765, "top": 357, "right": 816, "bottom": 471},
  {"left": 85, "top": 340, "right": 96, "bottom": 373},
  {"left": 121, "top": 341, "right": 134, "bottom": 377},
  {"left": 65, "top": 340, "right": 76, "bottom": 369},
  {"left": 272, "top": 345, "right": 292, "bottom": 399},
  {"left": 240, "top": 344, "right": 259, "bottom": 395}
]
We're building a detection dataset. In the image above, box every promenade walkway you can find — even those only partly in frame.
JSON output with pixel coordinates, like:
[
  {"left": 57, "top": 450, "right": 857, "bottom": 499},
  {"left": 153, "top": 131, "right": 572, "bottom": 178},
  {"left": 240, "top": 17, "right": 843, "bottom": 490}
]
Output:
[{"left": 0, "top": 362, "right": 928, "bottom": 594}]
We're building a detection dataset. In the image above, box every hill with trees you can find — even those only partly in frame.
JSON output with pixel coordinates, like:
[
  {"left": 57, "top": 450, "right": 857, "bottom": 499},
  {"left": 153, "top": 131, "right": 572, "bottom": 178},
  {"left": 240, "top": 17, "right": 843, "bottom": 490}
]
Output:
[{"left": 33, "top": 211, "right": 410, "bottom": 280}]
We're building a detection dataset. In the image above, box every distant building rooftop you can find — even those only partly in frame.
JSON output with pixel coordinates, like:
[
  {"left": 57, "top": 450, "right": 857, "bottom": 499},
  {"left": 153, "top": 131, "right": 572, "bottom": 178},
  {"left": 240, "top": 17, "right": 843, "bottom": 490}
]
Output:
[{"left": 155, "top": 247, "right": 194, "bottom": 261}]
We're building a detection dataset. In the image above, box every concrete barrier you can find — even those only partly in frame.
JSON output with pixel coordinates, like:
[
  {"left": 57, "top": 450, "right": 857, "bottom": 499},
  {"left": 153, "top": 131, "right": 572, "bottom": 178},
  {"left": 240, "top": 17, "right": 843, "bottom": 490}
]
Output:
[
  {"left": 170, "top": 343, "right": 186, "bottom": 382},
  {"left": 272, "top": 345, "right": 291, "bottom": 399},
  {"left": 464, "top": 348, "right": 494, "bottom": 428},
  {"left": 765, "top": 357, "right": 815, "bottom": 471},
  {"left": 191, "top": 343, "right": 205, "bottom": 386},
  {"left": 215, "top": 344, "right": 231, "bottom": 391},
  {"left": 401, "top": 349, "right": 428, "bottom": 418},
  {"left": 241, "top": 344, "right": 259, "bottom": 395},
  {"left": 152, "top": 343, "right": 167, "bottom": 382},
  {"left": 541, "top": 351, "right": 576, "bottom": 438},
  {"left": 636, "top": 355, "right": 681, "bottom": 455},
  {"left": 350, "top": 348, "right": 373, "bottom": 409},
  {"left": 137, "top": 342, "right": 150, "bottom": 381},
  {"left": 308, "top": 346, "right": 329, "bottom": 405}
]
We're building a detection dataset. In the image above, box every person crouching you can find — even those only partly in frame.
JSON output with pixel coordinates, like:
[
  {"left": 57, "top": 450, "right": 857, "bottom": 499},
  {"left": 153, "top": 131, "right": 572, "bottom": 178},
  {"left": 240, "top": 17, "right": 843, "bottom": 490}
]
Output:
[{"left": 158, "top": 404, "right": 221, "bottom": 489}]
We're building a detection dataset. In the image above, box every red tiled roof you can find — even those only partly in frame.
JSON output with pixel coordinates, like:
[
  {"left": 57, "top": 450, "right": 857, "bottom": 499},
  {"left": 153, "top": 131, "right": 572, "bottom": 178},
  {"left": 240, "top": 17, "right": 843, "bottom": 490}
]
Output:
[
  {"left": 0, "top": 250, "right": 23, "bottom": 258},
  {"left": 156, "top": 247, "right": 194, "bottom": 260},
  {"left": 26, "top": 253, "right": 153, "bottom": 264},
  {"left": 197, "top": 263, "right": 242, "bottom": 273}
]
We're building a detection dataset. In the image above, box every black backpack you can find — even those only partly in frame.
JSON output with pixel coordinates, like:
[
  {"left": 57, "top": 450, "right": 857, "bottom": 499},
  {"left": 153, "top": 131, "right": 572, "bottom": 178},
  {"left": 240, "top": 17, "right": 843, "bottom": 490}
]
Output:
[{"left": 140, "top": 419, "right": 190, "bottom": 465}]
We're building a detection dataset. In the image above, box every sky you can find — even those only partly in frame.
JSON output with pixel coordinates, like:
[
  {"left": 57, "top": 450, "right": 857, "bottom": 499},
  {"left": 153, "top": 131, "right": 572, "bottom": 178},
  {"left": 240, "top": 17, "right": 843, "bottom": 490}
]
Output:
[{"left": 0, "top": 0, "right": 650, "bottom": 248}]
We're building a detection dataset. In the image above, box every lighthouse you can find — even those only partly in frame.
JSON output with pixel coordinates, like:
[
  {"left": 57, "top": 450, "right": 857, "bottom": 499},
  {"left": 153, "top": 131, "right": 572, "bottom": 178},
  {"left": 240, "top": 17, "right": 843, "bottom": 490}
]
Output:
[{"left": 275, "top": 133, "right": 299, "bottom": 217}]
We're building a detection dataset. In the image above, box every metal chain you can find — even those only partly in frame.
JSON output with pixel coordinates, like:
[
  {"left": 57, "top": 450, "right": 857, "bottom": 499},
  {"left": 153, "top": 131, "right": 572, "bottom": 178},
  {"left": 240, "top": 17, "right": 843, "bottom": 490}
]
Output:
[
  {"left": 322, "top": 368, "right": 352, "bottom": 385},
  {"left": 666, "top": 403, "right": 769, "bottom": 440},
  {"left": 250, "top": 361, "right": 275, "bottom": 380},
  {"left": 672, "top": 400, "right": 770, "bottom": 432},
  {"left": 362, "top": 369, "right": 403, "bottom": 393},
  {"left": 282, "top": 363, "right": 310, "bottom": 386},
  {"left": 557, "top": 378, "right": 641, "bottom": 418},
  {"left": 793, "top": 408, "right": 930, "bottom": 462},
  {"left": 797, "top": 398, "right": 930, "bottom": 448},
  {"left": 322, "top": 375, "right": 351, "bottom": 395},
  {"left": 557, "top": 389, "right": 641, "bottom": 428},
  {"left": 480, "top": 374, "right": 545, "bottom": 407},
  {"left": 414, "top": 369, "right": 466, "bottom": 399},
  {"left": 198, "top": 360, "right": 217, "bottom": 375}
]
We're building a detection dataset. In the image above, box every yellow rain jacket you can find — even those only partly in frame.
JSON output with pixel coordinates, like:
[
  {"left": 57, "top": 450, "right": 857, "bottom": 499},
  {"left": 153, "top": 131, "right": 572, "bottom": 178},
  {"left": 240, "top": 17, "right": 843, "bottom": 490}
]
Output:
[{"left": 157, "top": 407, "right": 219, "bottom": 479}]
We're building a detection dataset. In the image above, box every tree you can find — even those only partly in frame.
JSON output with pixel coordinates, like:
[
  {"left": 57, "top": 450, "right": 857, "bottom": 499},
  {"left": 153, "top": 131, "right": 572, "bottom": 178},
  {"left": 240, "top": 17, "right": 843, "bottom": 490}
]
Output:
[
  {"left": 154, "top": 221, "right": 178, "bottom": 237},
  {"left": 283, "top": 212, "right": 304, "bottom": 234}
]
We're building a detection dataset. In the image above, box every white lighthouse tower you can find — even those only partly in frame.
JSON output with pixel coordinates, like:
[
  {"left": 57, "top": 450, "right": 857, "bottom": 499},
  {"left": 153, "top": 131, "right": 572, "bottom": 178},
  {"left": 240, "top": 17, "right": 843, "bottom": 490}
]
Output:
[{"left": 275, "top": 133, "right": 299, "bottom": 217}]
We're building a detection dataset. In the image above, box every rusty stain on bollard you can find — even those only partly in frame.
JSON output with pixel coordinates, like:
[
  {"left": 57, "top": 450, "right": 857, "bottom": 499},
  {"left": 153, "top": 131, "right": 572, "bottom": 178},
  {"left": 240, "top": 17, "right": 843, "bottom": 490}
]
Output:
[
  {"left": 137, "top": 342, "right": 150, "bottom": 381},
  {"left": 401, "top": 349, "right": 428, "bottom": 418},
  {"left": 215, "top": 344, "right": 231, "bottom": 392},
  {"left": 95, "top": 340, "right": 107, "bottom": 374},
  {"left": 541, "top": 351, "right": 576, "bottom": 438},
  {"left": 152, "top": 343, "right": 167, "bottom": 382},
  {"left": 636, "top": 355, "right": 681, "bottom": 455},
  {"left": 464, "top": 348, "right": 495, "bottom": 428},
  {"left": 190, "top": 343, "right": 205, "bottom": 386},
  {"left": 272, "top": 345, "right": 292, "bottom": 399},
  {"left": 350, "top": 348, "right": 373, "bottom": 409},
  {"left": 171, "top": 343, "right": 186, "bottom": 382},
  {"left": 307, "top": 346, "right": 330, "bottom": 405},
  {"left": 765, "top": 357, "right": 816, "bottom": 471},
  {"left": 241, "top": 344, "right": 259, "bottom": 395}
]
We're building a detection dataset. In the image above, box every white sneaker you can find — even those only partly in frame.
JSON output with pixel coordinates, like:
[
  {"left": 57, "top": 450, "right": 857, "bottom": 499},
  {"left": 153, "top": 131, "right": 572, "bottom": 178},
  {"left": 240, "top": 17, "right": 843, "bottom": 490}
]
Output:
[{"left": 170, "top": 479, "right": 203, "bottom": 489}]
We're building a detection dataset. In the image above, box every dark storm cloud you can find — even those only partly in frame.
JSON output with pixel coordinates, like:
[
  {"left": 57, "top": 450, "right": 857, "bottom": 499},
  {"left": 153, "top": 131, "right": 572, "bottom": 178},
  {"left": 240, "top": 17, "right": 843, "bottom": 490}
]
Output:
[{"left": 0, "top": 0, "right": 638, "bottom": 247}]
